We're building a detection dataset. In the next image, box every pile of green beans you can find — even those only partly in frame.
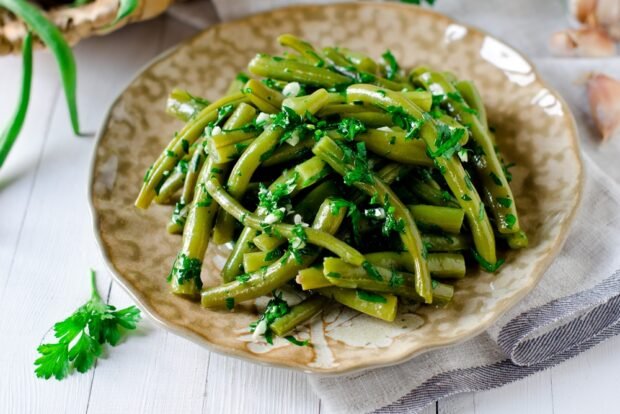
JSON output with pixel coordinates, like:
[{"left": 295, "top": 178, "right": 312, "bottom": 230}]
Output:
[{"left": 135, "top": 34, "right": 527, "bottom": 343}]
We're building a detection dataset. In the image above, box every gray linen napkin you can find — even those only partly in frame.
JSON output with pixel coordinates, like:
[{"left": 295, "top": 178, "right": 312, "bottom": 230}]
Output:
[{"left": 170, "top": 0, "right": 620, "bottom": 412}]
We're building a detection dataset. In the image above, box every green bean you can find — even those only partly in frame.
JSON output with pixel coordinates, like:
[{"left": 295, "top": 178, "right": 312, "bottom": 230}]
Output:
[
  {"left": 165, "top": 89, "right": 209, "bottom": 122},
  {"left": 271, "top": 296, "right": 328, "bottom": 336},
  {"left": 283, "top": 89, "right": 330, "bottom": 116},
  {"left": 209, "top": 103, "right": 258, "bottom": 148},
  {"left": 205, "top": 178, "right": 365, "bottom": 265},
  {"left": 345, "top": 84, "right": 497, "bottom": 265},
  {"left": 169, "top": 157, "right": 227, "bottom": 297},
  {"left": 337, "top": 47, "right": 379, "bottom": 73},
  {"left": 210, "top": 138, "right": 255, "bottom": 163},
  {"left": 455, "top": 80, "right": 488, "bottom": 131},
  {"left": 167, "top": 203, "right": 189, "bottom": 235},
  {"left": 313, "top": 135, "right": 432, "bottom": 303},
  {"left": 227, "top": 73, "right": 250, "bottom": 94},
  {"left": 253, "top": 234, "right": 283, "bottom": 252},
  {"left": 0, "top": 32, "right": 32, "bottom": 169},
  {"left": 354, "top": 128, "right": 433, "bottom": 166},
  {"left": 408, "top": 204, "right": 464, "bottom": 234},
  {"left": 317, "top": 103, "right": 382, "bottom": 117},
  {"left": 364, "top": 251, "right": 466, "bottom": 279},
  {"left": 221, "top": 168, "right": 299, "bottom": 281},
  {"left": 249, "top": 54, "right": 350, "bottom": 88},
  {"left": 423, "top": 233, "right": 470, "bottom": 251},
  {"left": 417, "top": 72, "right": 522, "bottom": 235},
  {"left": 216, "top": 126, "right": 284, "bottom": 241},
  {"left": 212, "top": 104, "right": 260, "bottom": 244},
  {"left": 322, "top": 257, "right": 454, "bottom": 305},
  {"left": 317, "top": 287, "right": 397, "bottom": 322},
  {"left": 279, "top": 34, "right": 327, "bottom": 66},
  {"left": 136, "top": 92, "right": 246, "bottom": 209},
  {"left": 243, "top": 79, "right": 284, "bottom": 113},
  {"left": 201, "top": 198, "right": 347, "bottom": 307},
  {"left": 501, "top": 229, "right": 529, "bottom": 249},
  {"left": 297, "top": 267, "right": 332, "bottom": 290},
  {"left": 262, "top": 138, "right": 313, "bottom": 167},
  {"left": 403, "top": 91, "right": 433, "bottom": 112},
  {"left": 243, "top": 251, "right": 278, "bottom": 273},
  {"left": 154, "top": 167, "right": 186, "bottom": 204},
  {"left": 410, "top": 177, "right": 460, "bottom": 208},
  {"left": 342, "top": 112, "right": 395, "bottom": 127}
]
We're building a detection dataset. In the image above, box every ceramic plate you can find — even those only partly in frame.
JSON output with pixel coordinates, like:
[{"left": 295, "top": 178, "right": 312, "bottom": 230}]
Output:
[{"left": 89, "top": 2, "right": 583, "bottom": 374}]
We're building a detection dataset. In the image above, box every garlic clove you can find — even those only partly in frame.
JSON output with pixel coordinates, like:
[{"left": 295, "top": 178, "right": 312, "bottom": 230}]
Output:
[
  {"left": 587, "top": 73, "right": 620, "bottom": 141},
  {"left": 595, "top": 0, "right": 620, "bottom": 40},
  {"left": 549, "top": 27, "right": 617, "bottom": 57},
  {"left": 569, "top": 0, "right": 598, "bottom": 25}
]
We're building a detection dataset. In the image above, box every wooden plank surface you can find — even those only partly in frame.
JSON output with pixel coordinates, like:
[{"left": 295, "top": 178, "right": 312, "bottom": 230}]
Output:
[{"left": 0, "top": 9, "right": 619, "bottom": 414}]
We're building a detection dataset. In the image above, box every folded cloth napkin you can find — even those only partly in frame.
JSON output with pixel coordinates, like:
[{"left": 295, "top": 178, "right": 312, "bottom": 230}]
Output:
[{"left": 170, "top": 0, "right": 620, "bottom": 412}]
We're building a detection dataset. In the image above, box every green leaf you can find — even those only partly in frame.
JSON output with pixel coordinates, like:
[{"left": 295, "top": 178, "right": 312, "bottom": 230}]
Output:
[
  {"left": 0, "top": 32, "right": 32, "bottom": 168},
  {"left": 0, "top": 0, "right": 80, "bottom": 135},
  {"left": 356, "top": 289, "right": 388, "bottom": 303},
  {"left": 34, "top": 270, "right": 141, "bottom": 380},
  {"left": 113, "top": 0, "right": 139, "bottom": 25},
  {"left": 285, "top": 335, "right": 310, "bottom": 346}
]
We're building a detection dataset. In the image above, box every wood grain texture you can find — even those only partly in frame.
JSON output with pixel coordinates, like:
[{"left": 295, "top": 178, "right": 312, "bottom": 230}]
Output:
[{"left": 0, "top": 5, "right": 619, "bottom": 414}]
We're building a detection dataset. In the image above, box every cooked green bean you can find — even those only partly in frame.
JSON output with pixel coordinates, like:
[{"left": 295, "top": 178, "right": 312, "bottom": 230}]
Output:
[
  {"left": 249, "top": 54, "right": 350, "bottom": 88},
  {"left": 165, "top": 88, "right": 209, "bottom": 122},
  {"left": 417, "top": 72, "right": 522, "bottom": 236},
  {"left": 205, "top": 178, "right": 365, "bottom": 266},
  {"left": 317, "top": 287, "right": 397, "bottom": 322},
  {"left": 408, "top": 204, "right": 464, "bottom": 234},
  {"left": 141, "top": 36, "right": 527, "bottom": 336},
  {"left": 201, "top": 198, "right": 347, "bottom": 307},
  {"left": 136, "top": 92, "right": 246, "bottom": 209},
  {"left": 169, "top": 157, "right": 227, "bottom": 297},
  {"left": 364, "top": 251, "right": 466, "bottom": 279},
  {"left": 313, "top": 135, "right": 433, "bottom": 303},
  {"left": 270, "top": 295, "right": 328, "bottom": 336},
  {"left": 345, "top": 84, "right": 497, "bottom": 265},
  {"left": 322, "top": 257, "right": 454, "bottom": 306}
]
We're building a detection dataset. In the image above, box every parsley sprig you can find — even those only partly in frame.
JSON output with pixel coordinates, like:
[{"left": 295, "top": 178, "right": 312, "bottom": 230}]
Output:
[
  {"left": 250, "top": 291, "right": 290, "bottom": 344},
  {"left": 34, "top": 270, "right": 141, "bottom": 380}
]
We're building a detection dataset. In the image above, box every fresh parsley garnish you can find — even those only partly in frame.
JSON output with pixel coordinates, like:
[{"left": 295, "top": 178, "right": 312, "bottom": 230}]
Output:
[
  {"left": 381, "top": 50, "right": 400, "bottom": 80},
  {"left": 337, "top": 117, "right": 367, "bottom": 141},
  {"left": 284, "top": 335, "right": 310, "bottom": 346},
  {"left": 356, "top": 290, "right": 388, "bottom": 303},
  {"left": 363, "top": 261, "right": 384, "bottom": 281},
  {"left": 382, "top": 194, "right": 405, "bottom": 236},
  {"left": 250, "top": 291, "right": 290, "bottom": 344},
  {"left": 388, "top": 269, "right": 405, "bottom": 288},
  {"left": 34, "top": 270, "right": 141, "bottom": 380},
  {"left": 386, "top": 105, "right": 424, "bottom": 140},
  {"left": 471, "top": 249, "right": 505, "bottom": 273},
  {"left": 168, "top": 253, "right": 202, "bottom": 289}
]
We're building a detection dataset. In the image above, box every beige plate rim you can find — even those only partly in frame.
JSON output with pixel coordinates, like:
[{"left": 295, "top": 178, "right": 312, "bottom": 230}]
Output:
[{"left": 88, "top": 1, "right": 584, "bottom": 376}]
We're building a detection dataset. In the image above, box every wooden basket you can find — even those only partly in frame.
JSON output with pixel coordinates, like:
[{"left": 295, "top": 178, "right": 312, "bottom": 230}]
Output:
[{"left": 0, "top": 0, "right": 174, "bottom": 54}]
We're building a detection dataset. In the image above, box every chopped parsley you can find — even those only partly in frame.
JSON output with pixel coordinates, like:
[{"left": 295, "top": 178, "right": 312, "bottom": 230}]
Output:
[
  {"left": 362, "top": 261, "right": 383, "bottom": 281},
  {"left": 330, "top": 198, "right": 362, "bottom": 244},
  {"left": 356, "top": 290, "right": 388, "bottom": 303},
  {"left": 168, "top": 253, "right": 202, "bottom": 289},
  {"left": 338, "top": 141, "right": 374, "bottom": 186},
  {"left": 382, "top": 194, "right": 405, "bottom": 236},
  {"left": 497, "top": 197, "right": 512, "bottom": 208},
  {"left": 471, "top": 249, "right": 505, "bottom": 273},
  {"left": 326, "top": 272, "right": 342, "bottom": 279},
  {"left": 381, "top": 50, "right": 400, "bottom": 80},
  {"left": 284, "top": 335, "right": 310, "bottom": 346},
  {"left": 236, "top": 274, "right": 251, "bottom": 283},
  {"left": 388, "top": 269, "right": 405, "bottom": 288},
  {"left": 504, "top": 213, "right": 517, "bottom": 229},
  {"left": 249, "top": 291, "right": 290, "bottom": 344},
  {"left": 490, "top": 172, "right": 503, "bottom": 186},
  {"left": 386, "top": 105, "right": 424, "bottom": 140},
  {"left": 225, "top": 297, "right": 235, "bottom": 310},
  {"left": 337, "top": 117, "right": 367, "bottom": 141}
]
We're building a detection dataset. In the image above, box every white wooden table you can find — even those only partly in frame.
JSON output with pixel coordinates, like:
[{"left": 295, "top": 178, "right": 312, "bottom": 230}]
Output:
[{"left": 2, "top": 12, "right": 620, "bottom": 414}]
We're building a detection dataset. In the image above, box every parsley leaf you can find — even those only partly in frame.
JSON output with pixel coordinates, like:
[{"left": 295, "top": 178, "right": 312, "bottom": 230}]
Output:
[
  {"left": 34, "top": 270, "right": 140, "bottom": 380},
  {"left": 386, "top": 106, "right": 424, "bottom": 140},
  {"left": 250, "top": 292, "right": 290, "bottom": 344},
  {"left": 337, "top": 117, "right": 367, "bottom": 141},
  {"left": 168, "top": 253, "right": 202, "bottom": 289},
  {"left": 284, "top": 335, "right": 310, "bottom": 346},
  {"left": 381, "top": 50, "right": 400, "bottom": 80},
  {"left": 356, "top": 290, "right": 388, "bottom": 303},
  {"left": 471, "top": 249, "right": 505, "bottom": 273}
]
